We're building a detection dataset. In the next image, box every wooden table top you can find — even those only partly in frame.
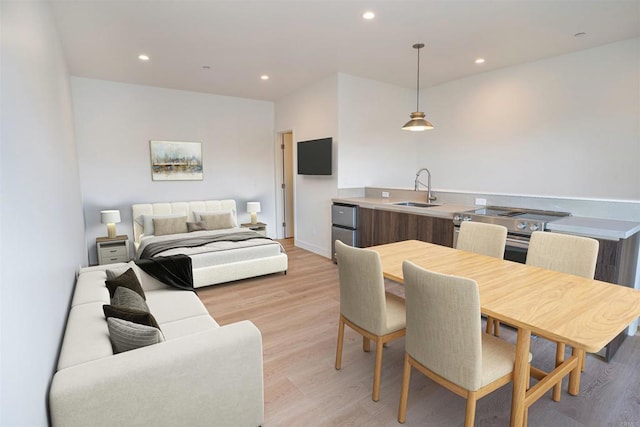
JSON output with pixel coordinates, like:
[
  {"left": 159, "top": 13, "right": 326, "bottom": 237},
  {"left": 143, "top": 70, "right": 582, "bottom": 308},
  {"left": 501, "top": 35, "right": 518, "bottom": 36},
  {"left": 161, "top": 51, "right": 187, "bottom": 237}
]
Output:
[{"left": 369, "top": 240, "right": 640, "bottom": 353}]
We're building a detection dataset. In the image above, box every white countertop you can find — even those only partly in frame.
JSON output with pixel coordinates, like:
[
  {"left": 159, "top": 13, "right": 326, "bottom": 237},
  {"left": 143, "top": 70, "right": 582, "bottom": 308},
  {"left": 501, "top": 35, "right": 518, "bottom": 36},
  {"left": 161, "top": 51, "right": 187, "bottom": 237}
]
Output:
[{"left": 546, "top": 216, "right": 640, "bottom": 240}]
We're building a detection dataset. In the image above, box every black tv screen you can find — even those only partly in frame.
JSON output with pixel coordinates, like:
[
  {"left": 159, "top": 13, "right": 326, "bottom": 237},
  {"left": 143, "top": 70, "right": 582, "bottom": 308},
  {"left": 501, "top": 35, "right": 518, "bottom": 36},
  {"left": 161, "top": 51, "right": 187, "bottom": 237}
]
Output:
[{"left": 297, "top": 137, "right": 332, "bottom": 175}]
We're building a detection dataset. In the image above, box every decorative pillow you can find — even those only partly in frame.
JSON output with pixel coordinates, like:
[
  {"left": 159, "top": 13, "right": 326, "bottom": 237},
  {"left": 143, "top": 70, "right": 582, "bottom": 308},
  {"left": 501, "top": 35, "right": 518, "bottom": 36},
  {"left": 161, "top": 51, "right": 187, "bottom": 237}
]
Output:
[
  {"left": 153, "top": 216, "right": 188, "bottom": 236},
  {"left": 187, "top": 221, "right": 206, "bottom": 232},
  {"left": 106, "top": 261, "right": 141, "bottom": 283},
  {"left": 106, "top": 318, "right": 164, "bottom": 354},
  {"left": 105, "top": 268, "right": 146, "bottom": 300},
  {"left": 140, "top": 213, "right": 186, "bottom": 236},
  {"left": 199, "top": 211, "right": 235, "bottom": 231},
  {"left": 194, "top": 210, "right": 237, "bottom": 227},
  {"left": 111, "top": 286, "right": 150, "bottom": 312},
  {"left": 103, "top": 304, "right": 160, "bottom": 329}
]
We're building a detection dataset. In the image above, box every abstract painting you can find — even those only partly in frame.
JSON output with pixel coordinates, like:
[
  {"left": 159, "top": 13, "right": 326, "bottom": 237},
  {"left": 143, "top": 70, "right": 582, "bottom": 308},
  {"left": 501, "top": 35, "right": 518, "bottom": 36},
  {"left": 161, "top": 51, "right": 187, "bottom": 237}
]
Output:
[{"left": 150, "top": 140, "right": 203, "bottom": 181}]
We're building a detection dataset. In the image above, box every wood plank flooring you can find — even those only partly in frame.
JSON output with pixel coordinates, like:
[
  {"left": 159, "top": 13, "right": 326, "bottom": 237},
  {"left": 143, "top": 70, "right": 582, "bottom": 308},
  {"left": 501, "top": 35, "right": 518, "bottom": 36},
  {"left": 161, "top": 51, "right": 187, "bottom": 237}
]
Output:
[{"left": 196, "top": 239, "right": 640, "bottom": 427}]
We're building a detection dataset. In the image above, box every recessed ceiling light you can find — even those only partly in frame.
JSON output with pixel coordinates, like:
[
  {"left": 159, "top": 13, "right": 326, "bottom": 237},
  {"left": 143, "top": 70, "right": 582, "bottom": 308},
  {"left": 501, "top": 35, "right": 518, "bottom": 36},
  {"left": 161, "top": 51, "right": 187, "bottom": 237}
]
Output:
[
  {"left": 574, "top": 32, "right": 587, "bottom": 38},
  {"left": 260, "top": 75, "right": 269, "bottom": 80},
  {"left": 362, "top": 11, "right": 375, "bottom": 20},
  {"left": 138, "top": 54, "right": 150, "bottom": 61},
  {"left": 475, "top": 58, "right": 485, "bottom": 64},
  {"left": 202, "top": 65, "right": 211, "bottom": 70}
]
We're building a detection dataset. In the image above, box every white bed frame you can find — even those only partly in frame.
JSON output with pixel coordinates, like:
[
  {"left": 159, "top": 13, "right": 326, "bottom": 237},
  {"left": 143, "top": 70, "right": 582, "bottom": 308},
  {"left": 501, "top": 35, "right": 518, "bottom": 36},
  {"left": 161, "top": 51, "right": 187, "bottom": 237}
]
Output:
[{"left": 132, "top": 199, "right": 288, "bottom": 288}]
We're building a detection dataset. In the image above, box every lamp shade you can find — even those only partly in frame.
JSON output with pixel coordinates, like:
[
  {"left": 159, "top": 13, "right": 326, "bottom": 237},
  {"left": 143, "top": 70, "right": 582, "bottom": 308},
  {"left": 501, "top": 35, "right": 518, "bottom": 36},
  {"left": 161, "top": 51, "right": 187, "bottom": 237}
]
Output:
[
  {"left": 100, "top": 210, "right": 121, "bottom": 238},
  {"left": 100, "top": 210, "right": 121, "bottom": 224},
  {"left": 246, "top": 202, "right": 261, "bottom": 225},
  {"left": 246, "top": 202, "right": 261, "bottom": 214}
]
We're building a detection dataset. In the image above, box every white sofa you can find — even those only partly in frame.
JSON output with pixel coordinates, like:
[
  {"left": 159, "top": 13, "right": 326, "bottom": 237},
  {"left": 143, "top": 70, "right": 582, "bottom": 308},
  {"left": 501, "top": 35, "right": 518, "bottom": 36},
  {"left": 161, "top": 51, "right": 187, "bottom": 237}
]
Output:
[{"left": 49, "top": 262, "right": 264, "bottom": 427}]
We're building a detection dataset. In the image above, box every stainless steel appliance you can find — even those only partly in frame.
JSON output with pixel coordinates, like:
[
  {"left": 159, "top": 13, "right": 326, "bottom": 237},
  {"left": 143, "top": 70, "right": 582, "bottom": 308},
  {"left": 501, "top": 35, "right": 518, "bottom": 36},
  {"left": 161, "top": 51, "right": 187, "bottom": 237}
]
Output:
[
  {"left": 332, "top": 203, "right": 357, "bottom": 263},
  {"left": 453, "top": 206, "right": 570, "bottom": 263}
]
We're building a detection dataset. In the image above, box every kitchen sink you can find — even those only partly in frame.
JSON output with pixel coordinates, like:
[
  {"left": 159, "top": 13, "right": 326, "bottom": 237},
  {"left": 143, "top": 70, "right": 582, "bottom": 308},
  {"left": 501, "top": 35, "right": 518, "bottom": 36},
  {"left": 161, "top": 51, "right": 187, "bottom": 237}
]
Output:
[{"left": 392, "top": 201, "right": 441, "bottom": 208}]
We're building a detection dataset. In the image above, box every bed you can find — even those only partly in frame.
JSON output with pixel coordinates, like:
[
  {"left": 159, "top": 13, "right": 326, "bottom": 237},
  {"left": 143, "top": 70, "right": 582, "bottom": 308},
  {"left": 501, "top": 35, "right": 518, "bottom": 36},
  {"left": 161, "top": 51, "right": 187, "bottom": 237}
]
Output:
[{"left": 132, "top": 199, "right": 288, "bottom": 288}]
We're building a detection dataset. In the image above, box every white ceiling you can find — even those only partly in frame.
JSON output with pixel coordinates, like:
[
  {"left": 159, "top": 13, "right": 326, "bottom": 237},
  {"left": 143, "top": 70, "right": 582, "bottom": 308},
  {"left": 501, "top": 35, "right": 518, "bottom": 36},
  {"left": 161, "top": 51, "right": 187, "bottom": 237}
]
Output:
[{"left": 51, "top": 0, "right": 640, "bottom": 101}]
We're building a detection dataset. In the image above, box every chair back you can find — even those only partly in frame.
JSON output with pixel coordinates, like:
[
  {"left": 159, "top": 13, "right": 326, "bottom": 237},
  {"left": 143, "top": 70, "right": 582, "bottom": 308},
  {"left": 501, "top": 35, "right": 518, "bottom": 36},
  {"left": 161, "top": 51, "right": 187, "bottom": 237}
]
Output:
[
  {"left": 456, "top": 221, "right": 508, "bottom": 259},
  {"left": 526, "top": 231, "right": 599, "bottom": 279},
  {"left": 335, "top": 240, "right": 388, "bottom": 335},
  {"left": 402, "top": 260, "right": 483, "bottom": 391}
]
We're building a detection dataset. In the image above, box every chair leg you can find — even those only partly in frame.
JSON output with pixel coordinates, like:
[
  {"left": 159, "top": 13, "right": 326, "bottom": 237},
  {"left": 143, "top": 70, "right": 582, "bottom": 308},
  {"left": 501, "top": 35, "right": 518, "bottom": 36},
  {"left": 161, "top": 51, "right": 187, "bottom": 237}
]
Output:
[
  {"left": 553, "top": 342, "right": 565, "bottom": 401},
  {"left": 363, "top": 336, "right": 370, "bottom": 352},
  {"left": 398, "top": 353, "right": 412, "bottom": 424},
  {"left": 464, "top": 391, "right": 477, "bottom": 427},
  {"left": 581, "top": 352, "right": 586, "bottom": 372},
  {"left": 372, "top": 336, "right": 384, "bottom": 401},
  {"left": 335, "top": 317, "right": 345, "bottom": 370}
]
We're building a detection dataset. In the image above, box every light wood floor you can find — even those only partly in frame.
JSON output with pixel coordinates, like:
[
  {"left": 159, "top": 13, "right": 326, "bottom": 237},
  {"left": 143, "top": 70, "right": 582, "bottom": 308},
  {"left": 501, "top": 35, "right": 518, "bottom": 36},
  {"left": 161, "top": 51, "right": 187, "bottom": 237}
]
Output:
[{"left": 197, "top": 239, "right": 640, "bottom": 427}]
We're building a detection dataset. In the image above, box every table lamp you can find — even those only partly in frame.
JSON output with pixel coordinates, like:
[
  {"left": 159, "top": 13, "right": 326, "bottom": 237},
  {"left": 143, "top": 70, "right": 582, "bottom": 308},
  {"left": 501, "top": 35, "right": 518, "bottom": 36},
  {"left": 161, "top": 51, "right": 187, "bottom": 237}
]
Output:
[
  {"left": 246, "top": 202, "right": 261, "bottom": 225},
  {"left": 101, "top": 210, "right": 121, "bottom": 238}
]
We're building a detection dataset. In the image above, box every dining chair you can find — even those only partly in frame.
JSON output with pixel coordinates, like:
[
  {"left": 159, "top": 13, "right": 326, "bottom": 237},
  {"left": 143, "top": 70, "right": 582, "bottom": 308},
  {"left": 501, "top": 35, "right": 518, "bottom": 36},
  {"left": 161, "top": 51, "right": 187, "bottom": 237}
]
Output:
[
  {"left": 455, "top": 221, "right": 508, "bottom": 336},
  {"left": 525, "top": 230, "right": 599, "bottom": 400},
  {"left": 334, "top": 240, "right": 406, "bottom": 402},
  {"left": 398, "top": 261, "right": 521, "bottom": 427}
]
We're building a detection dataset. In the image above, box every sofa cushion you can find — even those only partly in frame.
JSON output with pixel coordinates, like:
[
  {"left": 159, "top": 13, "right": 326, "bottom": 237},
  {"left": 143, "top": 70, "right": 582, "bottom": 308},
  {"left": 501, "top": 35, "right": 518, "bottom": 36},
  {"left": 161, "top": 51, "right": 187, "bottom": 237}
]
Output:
[
  {"left": 71, "top": 270, "right": 111, "bottom": 307},
  {"left": 103, "top": 305, "right": 160, "bottom": 329},
  {"left": 159, "top": 314, "right": 219, "bottom": 341},
  {"left": 106, "top": 318, "right": 165, "bottom": 353},
  {"left": 145, "top": 289, "right": 209, "bottom": 324},
  {"left": 111, "top": 287, "right": 149, "bottom": 312},
  {"left": 105, "top": 268, "right": 146, "bottom": 300},
  {"left": 57, "top": 302, "right": 113, "bottom": 370}
]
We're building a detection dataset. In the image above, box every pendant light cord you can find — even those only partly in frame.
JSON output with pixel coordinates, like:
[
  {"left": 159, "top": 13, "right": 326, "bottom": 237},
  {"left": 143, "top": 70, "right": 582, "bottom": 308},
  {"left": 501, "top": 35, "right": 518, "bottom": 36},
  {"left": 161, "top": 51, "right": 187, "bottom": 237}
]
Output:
[{"left": 416, "top": 46, "right": 420, "bottom": 111}]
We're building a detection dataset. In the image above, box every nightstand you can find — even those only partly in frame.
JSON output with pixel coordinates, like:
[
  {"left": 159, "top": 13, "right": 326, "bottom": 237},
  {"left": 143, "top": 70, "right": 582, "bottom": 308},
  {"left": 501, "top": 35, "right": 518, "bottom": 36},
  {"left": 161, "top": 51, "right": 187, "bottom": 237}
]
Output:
[
  {"left": 96, "top": 235, "right": 130, "bottom": 265},
  {"left": 241, "top": 222, "right": 267, "bottom": 237}
]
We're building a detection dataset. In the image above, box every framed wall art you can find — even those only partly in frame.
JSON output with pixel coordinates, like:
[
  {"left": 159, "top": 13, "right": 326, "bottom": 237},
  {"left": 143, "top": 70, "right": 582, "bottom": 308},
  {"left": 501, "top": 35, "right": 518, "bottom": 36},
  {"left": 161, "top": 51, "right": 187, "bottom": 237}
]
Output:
[{"left": 150, "top": 140, "right": 203, "bottom": 181}]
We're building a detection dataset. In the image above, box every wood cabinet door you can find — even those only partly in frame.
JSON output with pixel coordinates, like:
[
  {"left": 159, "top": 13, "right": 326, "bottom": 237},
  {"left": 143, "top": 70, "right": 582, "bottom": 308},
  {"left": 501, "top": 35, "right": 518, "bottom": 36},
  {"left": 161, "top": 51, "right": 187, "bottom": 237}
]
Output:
[{"left": 357, "top": 207, "right": 375, "bottom": 248}]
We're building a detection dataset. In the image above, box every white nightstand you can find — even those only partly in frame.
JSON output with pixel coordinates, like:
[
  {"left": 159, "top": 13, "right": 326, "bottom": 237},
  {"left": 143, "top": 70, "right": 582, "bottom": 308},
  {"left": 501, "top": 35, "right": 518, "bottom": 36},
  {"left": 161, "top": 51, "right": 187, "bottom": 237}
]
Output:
[
  {"left": 96, "top": 235, "right": 130, "bottom": 265},
  {"left": 241, "top": 222, "right": 267, "bottom": 237}
]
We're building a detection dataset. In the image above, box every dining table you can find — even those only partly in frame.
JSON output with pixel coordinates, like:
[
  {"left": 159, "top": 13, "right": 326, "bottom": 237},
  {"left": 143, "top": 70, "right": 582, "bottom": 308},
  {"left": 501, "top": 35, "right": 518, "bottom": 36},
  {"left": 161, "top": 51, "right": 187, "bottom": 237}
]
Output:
[{"left": 368, "top": 240, "right": 640, "bottom": 427}]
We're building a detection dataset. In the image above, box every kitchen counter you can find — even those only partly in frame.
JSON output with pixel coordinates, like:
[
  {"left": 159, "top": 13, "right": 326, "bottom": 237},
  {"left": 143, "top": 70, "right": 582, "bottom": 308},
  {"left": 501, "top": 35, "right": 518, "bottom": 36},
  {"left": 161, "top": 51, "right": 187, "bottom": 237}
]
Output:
[
  {"left": 332, "top": 197, "right": 476, "bottom": 219},
  {"left": 547, "top": 216, "right": 640, "bottom": 240}
]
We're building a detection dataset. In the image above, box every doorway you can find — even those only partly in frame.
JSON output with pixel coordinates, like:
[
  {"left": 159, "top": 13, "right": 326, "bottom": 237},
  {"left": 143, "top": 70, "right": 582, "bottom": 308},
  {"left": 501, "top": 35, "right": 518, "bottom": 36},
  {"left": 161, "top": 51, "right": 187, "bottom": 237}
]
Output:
[{"left": 279, "top": 131, "right": 295, "bottom": 239}]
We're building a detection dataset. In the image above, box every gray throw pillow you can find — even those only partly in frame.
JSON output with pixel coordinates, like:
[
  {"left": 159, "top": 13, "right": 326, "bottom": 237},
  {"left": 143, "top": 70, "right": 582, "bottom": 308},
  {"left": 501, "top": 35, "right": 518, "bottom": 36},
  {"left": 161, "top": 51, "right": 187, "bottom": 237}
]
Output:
[
  {"left": 111, "top": 287, "right": 149, "bottom": 312},
  {"left": 153, "top": 216, "right": 188, "bottom": 236},
  {"left": 186, "top": 221, "right": 206, "bottom": 232},
  {"left": 106, "top": 318, "right": 164, "bottom": 354}
]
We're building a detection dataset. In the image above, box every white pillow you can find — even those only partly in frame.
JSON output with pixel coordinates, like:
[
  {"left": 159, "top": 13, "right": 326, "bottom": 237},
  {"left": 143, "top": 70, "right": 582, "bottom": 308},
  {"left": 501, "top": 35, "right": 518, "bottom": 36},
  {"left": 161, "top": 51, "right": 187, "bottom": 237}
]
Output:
[{"left": 140, "top": 213, "right": 185, "bottom": 236}]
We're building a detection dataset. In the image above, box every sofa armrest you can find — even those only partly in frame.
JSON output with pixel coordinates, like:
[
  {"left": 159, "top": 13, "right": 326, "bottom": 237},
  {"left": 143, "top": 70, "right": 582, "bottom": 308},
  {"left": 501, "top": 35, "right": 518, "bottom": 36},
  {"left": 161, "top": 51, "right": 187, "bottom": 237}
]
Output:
[{"left": 49, "top": 320, "right": 263, "bottom": 427}]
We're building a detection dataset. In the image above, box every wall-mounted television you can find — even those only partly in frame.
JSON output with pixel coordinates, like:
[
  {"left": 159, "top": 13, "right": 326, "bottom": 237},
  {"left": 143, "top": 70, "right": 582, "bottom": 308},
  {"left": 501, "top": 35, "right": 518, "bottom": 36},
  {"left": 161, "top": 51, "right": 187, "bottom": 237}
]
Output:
[{"left": 297, "top": 137, "right": 332, "bottom": 175}]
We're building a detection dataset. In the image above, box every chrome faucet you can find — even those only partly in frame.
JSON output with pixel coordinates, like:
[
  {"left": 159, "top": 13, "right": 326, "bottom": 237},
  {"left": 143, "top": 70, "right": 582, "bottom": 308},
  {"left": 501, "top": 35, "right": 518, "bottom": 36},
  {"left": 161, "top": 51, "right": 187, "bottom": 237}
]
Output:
[{"left": 414, "top": 167, "right": 437, "bottom": 202}]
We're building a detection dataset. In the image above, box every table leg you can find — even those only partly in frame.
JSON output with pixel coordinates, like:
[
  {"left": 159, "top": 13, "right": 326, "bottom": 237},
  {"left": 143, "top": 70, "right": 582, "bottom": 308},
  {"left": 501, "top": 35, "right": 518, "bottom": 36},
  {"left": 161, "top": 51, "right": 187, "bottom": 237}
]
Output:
[
  {"left": 568, "top": 347, "right": 585, "bottom": 395},
  {"left": 511, "top": 328, "right": 531, "bottom": 427}
]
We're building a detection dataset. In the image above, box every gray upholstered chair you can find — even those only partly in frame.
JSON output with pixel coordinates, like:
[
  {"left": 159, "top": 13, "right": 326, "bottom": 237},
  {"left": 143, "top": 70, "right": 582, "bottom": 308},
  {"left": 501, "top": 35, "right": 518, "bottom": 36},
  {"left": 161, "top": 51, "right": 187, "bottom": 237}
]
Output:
[
  {"left": 334, "top": 240, "right": 406, "bottom": 402},
  {"left": 398, "top": 261, "right": 520, "bottom": 427},
  {"left": 526, "top": 231, "right": 599, "bottom": 400},
  {"left": 455, "top": 221, "right": 508, "bottom": 336}
]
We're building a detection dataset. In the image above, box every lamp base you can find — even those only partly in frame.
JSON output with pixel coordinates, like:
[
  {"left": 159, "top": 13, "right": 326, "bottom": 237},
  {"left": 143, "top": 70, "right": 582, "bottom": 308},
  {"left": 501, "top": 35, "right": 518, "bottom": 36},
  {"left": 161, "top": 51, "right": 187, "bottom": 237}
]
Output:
[
  {"left": 106, "top": 223, "right": 117, "bottom": 238},
  {"left": 250, "top": 213, "right": 258, "bottom": 225}
]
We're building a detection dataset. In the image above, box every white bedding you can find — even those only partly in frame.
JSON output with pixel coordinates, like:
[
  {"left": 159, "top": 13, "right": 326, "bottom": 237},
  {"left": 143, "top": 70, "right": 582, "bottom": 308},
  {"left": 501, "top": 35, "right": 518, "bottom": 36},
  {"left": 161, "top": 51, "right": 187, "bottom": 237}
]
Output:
[{"left": 135, "top": 228, "right": 283, "bottom": 261}]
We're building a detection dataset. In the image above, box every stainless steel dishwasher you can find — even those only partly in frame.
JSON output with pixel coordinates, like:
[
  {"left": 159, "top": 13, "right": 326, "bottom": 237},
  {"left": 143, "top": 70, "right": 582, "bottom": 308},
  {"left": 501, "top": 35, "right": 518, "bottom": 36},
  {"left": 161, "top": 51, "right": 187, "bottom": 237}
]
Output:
[{"left": 331, "top": 203, "right": 357, "bottom": 263}]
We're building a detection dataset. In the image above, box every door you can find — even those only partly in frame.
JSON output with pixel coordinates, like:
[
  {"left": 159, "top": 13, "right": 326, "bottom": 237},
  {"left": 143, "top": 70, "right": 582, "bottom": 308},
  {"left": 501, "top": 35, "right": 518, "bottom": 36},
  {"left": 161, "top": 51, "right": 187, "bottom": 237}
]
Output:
[{"left": 282, "top": 132, "right": 294, "bottom": 238}]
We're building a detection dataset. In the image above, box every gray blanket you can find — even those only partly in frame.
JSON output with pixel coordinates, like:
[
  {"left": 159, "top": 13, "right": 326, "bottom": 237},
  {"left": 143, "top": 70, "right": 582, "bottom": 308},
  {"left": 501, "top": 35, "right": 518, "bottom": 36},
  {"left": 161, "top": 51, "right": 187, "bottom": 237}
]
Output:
[{"left": 139, "top": 230, "right": 272, "bottom": 259}]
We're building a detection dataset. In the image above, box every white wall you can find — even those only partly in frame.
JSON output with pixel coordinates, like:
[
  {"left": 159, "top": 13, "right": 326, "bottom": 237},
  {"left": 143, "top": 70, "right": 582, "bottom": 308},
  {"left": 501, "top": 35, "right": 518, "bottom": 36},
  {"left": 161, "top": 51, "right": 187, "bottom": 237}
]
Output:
[
  {"left": 419, "top": 38, "right": 640, "bottom": 201},
  {"left": 71, "top": 78, "right": 276, "bottom": 264},
  {"left": 0, "top": 2, "right": 86, "bottom": 425},
  {"left": 275, "top": 75, "right": 339, "bottom": 257},
  {"left": 337, "top": 74, "right": 425, "bottom": 189}
]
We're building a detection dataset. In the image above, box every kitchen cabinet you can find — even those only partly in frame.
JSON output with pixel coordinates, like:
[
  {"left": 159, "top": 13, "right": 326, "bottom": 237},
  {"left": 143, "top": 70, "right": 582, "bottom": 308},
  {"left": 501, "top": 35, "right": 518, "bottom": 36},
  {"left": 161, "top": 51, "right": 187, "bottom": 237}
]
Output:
[{"left": 357, "top": 207, "right": 453, "bottom": 248}]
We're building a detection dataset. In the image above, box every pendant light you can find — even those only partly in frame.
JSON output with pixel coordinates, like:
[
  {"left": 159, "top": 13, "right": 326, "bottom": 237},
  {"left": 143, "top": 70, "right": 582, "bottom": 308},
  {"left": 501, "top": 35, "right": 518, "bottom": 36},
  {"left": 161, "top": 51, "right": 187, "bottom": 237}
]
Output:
[{"left": 402, "top": 43, "right": 434, "bottom": 131}]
